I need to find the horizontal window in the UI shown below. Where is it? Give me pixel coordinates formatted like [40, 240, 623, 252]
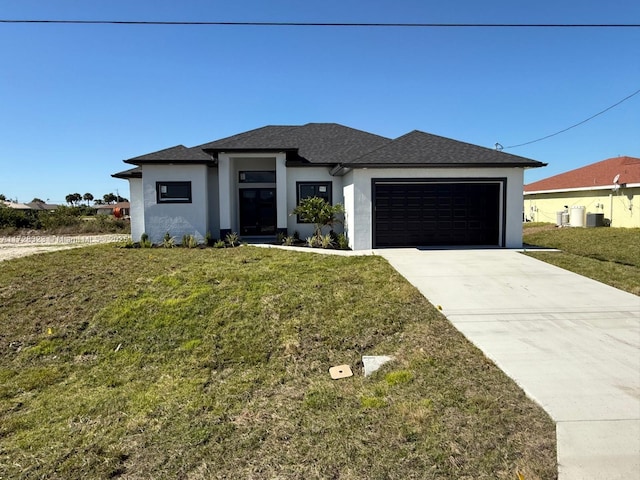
[157, 181, 192, 203]
[296, 181, 332, 223]
[239, 171, 276, 183]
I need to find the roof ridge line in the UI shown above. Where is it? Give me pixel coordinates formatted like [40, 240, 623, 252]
[195, 124, 301, 149]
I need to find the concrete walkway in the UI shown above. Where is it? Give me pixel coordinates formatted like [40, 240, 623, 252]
[377, 249, 640, 480]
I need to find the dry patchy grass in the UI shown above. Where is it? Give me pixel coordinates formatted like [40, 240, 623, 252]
[0, 246, 556, 479]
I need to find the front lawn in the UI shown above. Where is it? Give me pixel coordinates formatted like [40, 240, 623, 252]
[0, 246, 556, 479]
[523, 223, 640, 295]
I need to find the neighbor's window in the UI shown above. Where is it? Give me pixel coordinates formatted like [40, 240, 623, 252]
[157, 181, 192, 203]
[296, 182, 332, 222]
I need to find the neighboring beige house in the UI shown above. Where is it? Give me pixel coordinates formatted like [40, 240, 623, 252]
[524, 156, 640, 228]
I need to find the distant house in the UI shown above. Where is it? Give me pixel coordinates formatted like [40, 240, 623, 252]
[1, 201, 58, 211]
[524, 156, 640, 228]
[1, 200, 32, 210]
[94, 202, 130, 218]
[114, 123, 545, 249]
[25, 202, 58, 211]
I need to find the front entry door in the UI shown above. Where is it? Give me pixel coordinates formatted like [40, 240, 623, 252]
[239, 188, 277, 235]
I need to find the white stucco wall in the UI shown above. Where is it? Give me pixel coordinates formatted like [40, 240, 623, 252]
[344, 167, 526, 250]
[504, 170, 523, 246]
[128, 177, 145, 241]
[342, 183, 355, 249]
[131, 161, 527, 248]
[285, 167, 344, 239]
[141, 164, 209, 244]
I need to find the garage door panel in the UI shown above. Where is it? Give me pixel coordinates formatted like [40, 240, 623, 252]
[374, 182, 500, 247]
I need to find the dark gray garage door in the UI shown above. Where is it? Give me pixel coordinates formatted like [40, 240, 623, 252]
[374, 181, 501, 247]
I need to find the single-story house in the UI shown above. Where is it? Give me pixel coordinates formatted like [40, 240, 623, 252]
[0, 201, 59, 211]
[25, 202, 59, 211]
[524, 156, 640, 228]
[94, 202, 131, 218]
[113, 123, 545, 250]
[1, 201, 32, 210]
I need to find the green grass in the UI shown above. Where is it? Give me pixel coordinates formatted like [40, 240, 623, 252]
[523, 223, 640, 295]
[0, 246, 556, 479]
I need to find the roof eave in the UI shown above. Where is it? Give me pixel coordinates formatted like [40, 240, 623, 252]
[112, 171, 142, 179]
[344, 162, 546, 168]
[123, 159, 216, 166]
[525, 182, 640, 195]
[202, 147, 296, 154]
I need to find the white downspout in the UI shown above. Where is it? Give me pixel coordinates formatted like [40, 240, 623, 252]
[609, 192, 613, 226]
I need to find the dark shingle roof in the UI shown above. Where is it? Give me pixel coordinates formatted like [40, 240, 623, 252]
[112, 166, 142, 179]
[347, 130, 545, 167]
[525, 156, 640, 192]
[124, 145, 212, 164]
[116, 124, 546, 173]
[199, 123, 391, 164]
[26, 202, 59, 211]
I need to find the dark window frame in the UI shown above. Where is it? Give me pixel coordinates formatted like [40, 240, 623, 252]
[296, 181, 332, 223]
[156, 181, 192, 204]
[239, 170, 276, 183]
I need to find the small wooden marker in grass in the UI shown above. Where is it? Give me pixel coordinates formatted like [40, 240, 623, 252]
[329, 364, 353, 379]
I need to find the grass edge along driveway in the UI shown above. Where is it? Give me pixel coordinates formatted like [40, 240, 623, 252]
[523, 224, 640, 296]
[0, 245, 556, 479]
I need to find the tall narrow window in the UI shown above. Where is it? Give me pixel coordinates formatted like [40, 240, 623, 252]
[157, 181, 192, 203]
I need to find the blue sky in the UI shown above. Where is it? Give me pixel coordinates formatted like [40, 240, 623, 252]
[1, 0, 638, 204]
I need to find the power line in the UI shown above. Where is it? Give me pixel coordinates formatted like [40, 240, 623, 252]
[504, 87, 640, 149]
[1, 19, 640, 28]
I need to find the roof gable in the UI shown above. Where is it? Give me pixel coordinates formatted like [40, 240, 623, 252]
[347, 130, 544, 167]
[524, 156, 640, 192]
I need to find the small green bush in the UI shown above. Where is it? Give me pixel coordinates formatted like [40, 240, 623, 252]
[320, 234, 334, 249]
[140, 233, 152, 248]
[181, 234, 198, 248]
[225, 232, 239, 247]
[337, 233, 349, 250]
[187, 235, 199, 248]
[213, 240, 226, 248]
[291, 197, 344, 245]
[205, 231, 214, 247]
[162, 232, 175, 248]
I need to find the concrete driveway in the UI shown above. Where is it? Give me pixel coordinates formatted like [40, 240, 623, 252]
[377, 248, 640, 480]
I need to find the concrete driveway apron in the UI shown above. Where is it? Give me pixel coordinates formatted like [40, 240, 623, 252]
[377, 248, 640, 480]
